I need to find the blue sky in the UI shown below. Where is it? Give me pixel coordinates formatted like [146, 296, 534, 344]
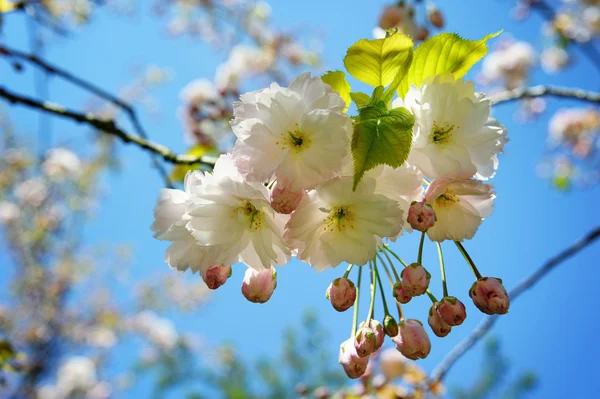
[2, 0, 600, 397]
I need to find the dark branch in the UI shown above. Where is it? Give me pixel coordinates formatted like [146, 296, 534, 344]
[0, 86, 218, 167]
[0, 45, 174, 186]
[428, 226, 600, 385]
[491, 85, 600, 105]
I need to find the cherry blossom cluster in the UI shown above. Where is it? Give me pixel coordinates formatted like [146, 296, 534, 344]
[152, 67, 511, 378]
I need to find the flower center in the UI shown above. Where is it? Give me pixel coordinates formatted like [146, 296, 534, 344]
[435, 189, 459, 208]
[430, 121, 456, 146]
[234, 200, 263, 231]
[279, 124, 311, 154]
[323, 206, 355, 232]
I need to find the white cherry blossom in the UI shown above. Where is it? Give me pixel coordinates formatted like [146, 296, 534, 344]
[424, 179, 495, 242]
[231, 72, 352, 190]
[397, 74, 508, 180]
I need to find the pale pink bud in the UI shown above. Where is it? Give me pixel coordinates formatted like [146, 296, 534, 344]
[469, 277, 510, 315]
[407, 201, 436, 232]
[393, 319, 431, 360]
[392, 281, 412, 304]
[428, 303, 452, 337]
[354, 326, 377, 358]
[241, 267, 277, 303]
[339, 338, 369, 379]
[400, 263, 431, 296]
[427, 8, 444, 28]
[326, 277, 356, 312]
[359, 319, 384, 351]
[378, 5, 404, 30]
[383, 314, 399, 337]
[437, 296, 467, 326]
[270, 181, 304, 214]
[202, 264, 231, 290]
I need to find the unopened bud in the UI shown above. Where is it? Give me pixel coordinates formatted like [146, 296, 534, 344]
[241, 267, 277, 303]
[384, 314, 399, 337]
[339, 338, 369, 379]
[469, 277, 510, 315]
[326, 277, 357, 312]
[428, 303, 452, 337]
[427, 7, 444, 28]
[393, 319, 431, 360]
[437, 296, 467, 326]
[354, 326, 377, 358]
[202, 264, 231, 290]
[400, 263, 431, 296]
[407, 201, 436, 232]
[359, 319, 384, 352]
[270, 181, 304, 214]
[393, 281, 412, 304]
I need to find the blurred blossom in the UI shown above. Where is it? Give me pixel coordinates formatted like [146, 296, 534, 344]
[2, 147, 32, 169]
[180, 79, 221, 106]
[480, 39, 536, 89]
[134, 311, 179, 350]
[43, 148, 82, 181]
[14, 178, 49, 207]
[87, 326, 118, 348]
[549, 108, 600, 147]
[56, 356, 98, 397]
[0, 201, 20, 224]
[541, 47, 570, 74]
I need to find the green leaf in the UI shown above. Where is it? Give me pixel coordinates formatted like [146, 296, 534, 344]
[398, 31, 501, 96]
[344, 33, 414, 88]
[321, 70, 351, 112]
[351, 105, 415, 189]
[350, 92, 370, 108]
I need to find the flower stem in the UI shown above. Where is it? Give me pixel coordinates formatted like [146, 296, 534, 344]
[374, 264, 390, 316]
[426, 290, 438, 303]
[437, 242, 449, 298]
[418, 232, 426, 264]
[382, 245, 406, 278]
[366, 261, 377, 324]
[376, 252, 395, 283]
[351, 265, 362, 337]
[423, 178, 431, 186]
[454, 241, 482, 279]
[377, 252, 404, 321]
[343, 263, 354, 279]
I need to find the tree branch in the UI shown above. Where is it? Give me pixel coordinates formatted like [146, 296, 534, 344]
[491, 85, 600, 105]
[0, 86, 218, 166]
[0, 44, 175, 187]
[428, 226, 600, 386]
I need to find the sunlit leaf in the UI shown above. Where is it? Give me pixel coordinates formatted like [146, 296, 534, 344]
[321, 70, 351, 112]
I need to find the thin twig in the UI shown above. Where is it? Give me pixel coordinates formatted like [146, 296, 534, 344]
[0, 86, 218, 166]
[0, 45, 174, 187]
[491, 85, 600, 105]
[428, 226, 600, 386]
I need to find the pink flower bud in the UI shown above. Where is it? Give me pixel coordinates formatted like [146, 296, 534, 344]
[400, 263, 431, 296]
[469, 277, 510, 315]
[202, 264, 231, 290]
[241, 267, 277, 303]
[427, 8, 445, 29]
[359, 319, 384, 351]
[354, 326, 377, 358]
[392, 281, 412, 304]
[270, 181, 304, 214]
[407, 201, 436, 232]
[393, 319, 431, 360]
[326, 277, 356, 312]
[339, 338, 369, 379]
[383, 314, 399, 337]
[428, 303, 452, 337]
[437, 296, 467, 326]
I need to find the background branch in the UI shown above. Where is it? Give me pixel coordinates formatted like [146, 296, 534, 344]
[428, 226, 600, 386]
[491, 85, 600, 105]
[0, 45, 174, 187]
[0, 86, 218, 167]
